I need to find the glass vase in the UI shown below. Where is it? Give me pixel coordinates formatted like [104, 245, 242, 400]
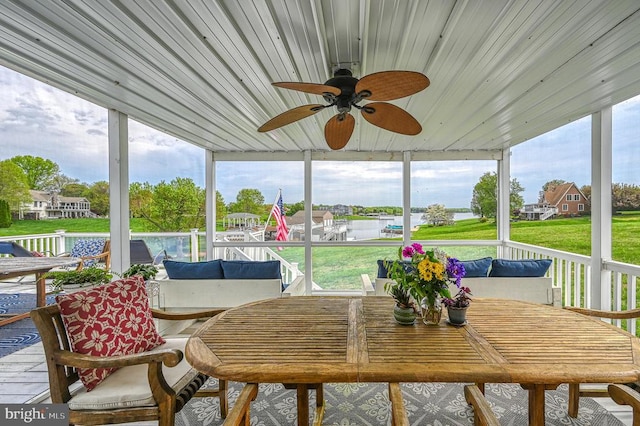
[421, 297, 442, 325]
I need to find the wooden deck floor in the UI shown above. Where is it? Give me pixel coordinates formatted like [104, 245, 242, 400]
[0, 278, 634, 425]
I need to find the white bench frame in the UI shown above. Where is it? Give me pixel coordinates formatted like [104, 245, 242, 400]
[362, 275, 561, 307]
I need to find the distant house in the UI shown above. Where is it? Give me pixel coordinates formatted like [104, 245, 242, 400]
[521, 182, 590, 220]
[20, 190, 94, 220]
[287, 210, 347, 241]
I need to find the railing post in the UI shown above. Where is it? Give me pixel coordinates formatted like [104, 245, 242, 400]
[55, 229, 66, 255]
[190, 229, 199, 262]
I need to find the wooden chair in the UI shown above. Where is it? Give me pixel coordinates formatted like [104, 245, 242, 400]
[564, 306, 640, 417]
[608, 384, 640, 426]
[31, 304, 230, 426]
[55, 239, 111, 271]
[464, 384, 500, 426]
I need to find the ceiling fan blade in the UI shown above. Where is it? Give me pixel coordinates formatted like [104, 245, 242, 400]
[272, 82, 341, 96]
[325, 113, 355, 150]
[361, 102, 422, 135]
[355, 71, 430, 101]
[258, 104, 325, 132]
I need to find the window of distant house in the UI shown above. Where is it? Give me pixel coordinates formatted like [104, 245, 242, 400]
[562, 204, 568, 211]
[566, 194, 572, 201]
[573, 194, 580, 201]
[578, 204, 584, 211]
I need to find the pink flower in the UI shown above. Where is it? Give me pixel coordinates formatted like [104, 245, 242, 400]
[411, 243, 424, 254]
[402, 246, 415, 258]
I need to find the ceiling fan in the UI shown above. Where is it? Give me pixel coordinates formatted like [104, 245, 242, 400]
[258, 69, 430, 150]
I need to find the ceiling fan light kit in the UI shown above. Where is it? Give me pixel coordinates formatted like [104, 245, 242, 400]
[258, 69, 429, 150]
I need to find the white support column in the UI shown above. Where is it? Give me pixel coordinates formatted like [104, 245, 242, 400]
[497, 149, 510, 258]
[205, 150, 215, 260]
[108, 110, 130, 275]
[304, 150, 312, 295]
[403, 151, 411, 246]
[591, 108, 613, 309]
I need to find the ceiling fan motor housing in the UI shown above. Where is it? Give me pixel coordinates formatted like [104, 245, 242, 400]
[325, 69, 359, 113]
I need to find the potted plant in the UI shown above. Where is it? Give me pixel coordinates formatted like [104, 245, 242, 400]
[121, 264, 159, 281]
[386, 243, 466, 325]
[45, 266, 113, 293]
[442, 286, 472, 326]
[385, 281, 417, 325]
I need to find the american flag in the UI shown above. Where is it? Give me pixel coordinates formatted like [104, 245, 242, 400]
[271, 193, 289, 242]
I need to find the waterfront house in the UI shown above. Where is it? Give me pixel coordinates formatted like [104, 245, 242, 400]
[20, 190, 93, 220]
[521, 182, 591, 220]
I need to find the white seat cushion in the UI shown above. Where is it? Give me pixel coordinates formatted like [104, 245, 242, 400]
[68, 337, 199, 410]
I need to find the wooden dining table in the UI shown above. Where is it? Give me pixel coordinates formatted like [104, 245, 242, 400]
[186, 296, 640, 426]
[0, 257, 78, 326]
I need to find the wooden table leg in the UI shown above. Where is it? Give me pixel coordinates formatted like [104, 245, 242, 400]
[521, 383, 559, 426]
[296, 384, 309, 426]
[36, 272, 46, 308]
[286, 384, 325, 426]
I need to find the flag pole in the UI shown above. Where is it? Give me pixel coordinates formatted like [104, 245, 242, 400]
[264, 189, 281, 232]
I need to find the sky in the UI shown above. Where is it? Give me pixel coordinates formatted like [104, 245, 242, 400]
[0, 65, 638, 209]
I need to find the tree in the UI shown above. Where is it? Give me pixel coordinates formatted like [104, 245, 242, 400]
[423, 204, 453, 226]
[470, 172, 524, 219]
[0, 199, 11, 228]
[216, 191, 226, 219]
[0, 160, 31, 212]
[286, 200, 305, 217]
[86, 181, 110, 216]
[542, 179, 567, 192]
[10, 155, 60, 190]
[149, 178, 205, 231]
[47, 174, 79, 192]
[61, 182, 89, 197]
[129, 182, 154, 218]
[228, 188, 265, 215]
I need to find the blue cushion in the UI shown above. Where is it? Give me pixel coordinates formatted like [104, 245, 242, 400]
[377, 259, 417, 279]
[221, 260, 282, 280]
[488, 259, 552, 277]
[70, 239, 106, 266]
[461, 257, 492, 277]
[163, 259, 224, 279]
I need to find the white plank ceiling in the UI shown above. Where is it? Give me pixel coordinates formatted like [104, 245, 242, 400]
[0, 0, 639, 154]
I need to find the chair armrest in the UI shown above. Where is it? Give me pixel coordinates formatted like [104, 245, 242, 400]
[283, 275, 305, 296]
[54, 347, 183, 369]
[151, 308, 225, 320]
[361, 274, 375, 296]
[464, 384, 500, 426]
[608, 384, 640, 412]
[565, 306, 640, 320]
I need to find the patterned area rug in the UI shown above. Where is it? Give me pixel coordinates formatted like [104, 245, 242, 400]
[0, 293, 55, 357]
[177, 380, 624, 425]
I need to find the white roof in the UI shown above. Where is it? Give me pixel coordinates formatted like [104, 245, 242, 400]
[0, 1, 638, 154]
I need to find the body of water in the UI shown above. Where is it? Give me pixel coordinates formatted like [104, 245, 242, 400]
[346, 212, 476, 240]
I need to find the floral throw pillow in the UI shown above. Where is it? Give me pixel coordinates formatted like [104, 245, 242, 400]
[55, 276, 165, 391]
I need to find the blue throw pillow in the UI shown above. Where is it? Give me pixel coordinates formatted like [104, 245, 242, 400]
[221, 260, 282, 280]
[488, 259, 552, 277]
[163, 259, 224, 279]
[461, 257, 492, 277]
[377, 260, 413, 278]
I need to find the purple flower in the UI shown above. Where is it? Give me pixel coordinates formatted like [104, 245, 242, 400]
[446, 257, 466, 287]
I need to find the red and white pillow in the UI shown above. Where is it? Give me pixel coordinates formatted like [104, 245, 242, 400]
[55, 275, 165, 391]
